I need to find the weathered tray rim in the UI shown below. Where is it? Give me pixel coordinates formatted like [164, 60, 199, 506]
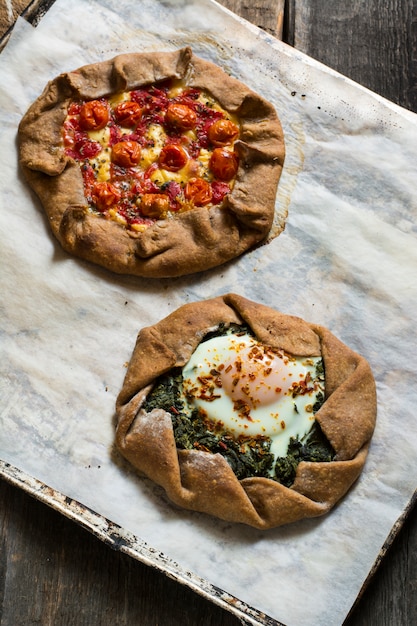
[0, 458, 284, 626]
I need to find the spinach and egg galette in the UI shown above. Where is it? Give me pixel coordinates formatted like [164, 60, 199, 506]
[116, 294, 376, 529]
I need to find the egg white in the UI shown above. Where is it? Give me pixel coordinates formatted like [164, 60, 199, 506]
[181, 332, 324, 461]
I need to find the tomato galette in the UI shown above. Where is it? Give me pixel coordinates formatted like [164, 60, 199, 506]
[18, 48, 286, 278]
[116, 294, 377, 529]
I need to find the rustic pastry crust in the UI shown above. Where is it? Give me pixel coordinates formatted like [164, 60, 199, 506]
[115, 294, 377, 529]
[18, 48, 286, 278]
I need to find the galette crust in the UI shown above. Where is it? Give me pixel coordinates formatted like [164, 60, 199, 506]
[18, 48, 286, 278]
[115, 294, 377, 529]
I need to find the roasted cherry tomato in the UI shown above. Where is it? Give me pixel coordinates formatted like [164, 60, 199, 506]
[92, 182, 121, 211]
[184, 178, 213, 206]
[158, 144, 188, 171]
[210, 148, 239, 181]
[165, 103, 197, 131]
[207, 119, 239, 146]
[79, 100, 109, 131]
[111, 141, 142, 168]
[113, 101, 143, 127]
[139, 193, 170, 218]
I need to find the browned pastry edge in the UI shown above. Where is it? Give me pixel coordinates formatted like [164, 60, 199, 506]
[18, 48, 286, 278]
[115, 294, 377, 529]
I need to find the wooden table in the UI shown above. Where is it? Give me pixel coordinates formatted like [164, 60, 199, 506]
[1, 1, 416, 624]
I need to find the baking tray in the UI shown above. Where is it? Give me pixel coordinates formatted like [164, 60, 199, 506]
[2, 1, 417, 625]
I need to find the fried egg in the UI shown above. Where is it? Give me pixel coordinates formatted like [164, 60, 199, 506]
[182, 331, 324, 462]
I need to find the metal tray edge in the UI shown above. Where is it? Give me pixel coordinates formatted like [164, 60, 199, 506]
[0, 459, 284, 626]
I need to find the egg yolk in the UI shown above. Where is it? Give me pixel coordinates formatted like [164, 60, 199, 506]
[220, 342, 295, 409]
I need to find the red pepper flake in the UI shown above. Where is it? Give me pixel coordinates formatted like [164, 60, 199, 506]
[194, 442, 210, 452]
[241, 384, 251, 397]
[291, 375, 314, 397]
[233, 399, 253, 421]
[199, 393, 222, 402]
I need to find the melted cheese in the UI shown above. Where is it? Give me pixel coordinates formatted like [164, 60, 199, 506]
[140, 123, 167, 170]
[86, 127, 111, 182]
[197, 149, 212, 180]
[108, 91, 130, 108]
[87, 126, 110, 146]
[149, 168, 185, 185]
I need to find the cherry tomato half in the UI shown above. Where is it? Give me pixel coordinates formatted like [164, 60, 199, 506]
[209, 148, 239, 181]
[92, 182, 121, 211]
[79, 100, 109, 131]
[111, 141, 142, 168]
[158, 144, 188, 171]
[74, 138, 102, 159]
[207, 119, 239, 147]
[165, 103, 197, 131]
[113, 101, 143, 127]
[184, 178, 213, 206]
[139, 193, 170, 218]
[211, 181, 231, 204]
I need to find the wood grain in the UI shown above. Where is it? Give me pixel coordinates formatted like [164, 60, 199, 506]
[284, 0, 417, 112]
[0, 479, 242, 626]
[218, 0, 285, 37]
[1, 1, 417, 626]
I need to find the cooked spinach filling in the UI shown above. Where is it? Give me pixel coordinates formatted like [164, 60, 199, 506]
[141, 325, 334, 486]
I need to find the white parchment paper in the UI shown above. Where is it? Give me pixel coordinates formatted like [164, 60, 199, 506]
[1, 1, 417, 625]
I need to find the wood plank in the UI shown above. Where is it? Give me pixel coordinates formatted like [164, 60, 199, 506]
[218, 0, 285, 37]
[0, 478, 242, 625]
[346, 504, 417, 625]
[284, 0, 417, 112]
